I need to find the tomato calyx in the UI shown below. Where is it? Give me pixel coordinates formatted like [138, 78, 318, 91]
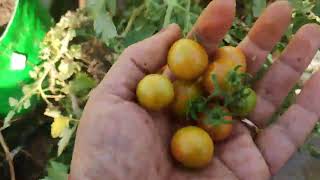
[202, 106, 232, 126]
[187, 98, 232, 127]
[187, 65, 255, 122]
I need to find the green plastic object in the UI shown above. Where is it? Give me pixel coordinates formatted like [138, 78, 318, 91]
[0, 0, 52, 117]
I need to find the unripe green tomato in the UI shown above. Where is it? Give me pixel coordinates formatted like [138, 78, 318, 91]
[136, 74, 174, 110]
[230, 88, 257, 116]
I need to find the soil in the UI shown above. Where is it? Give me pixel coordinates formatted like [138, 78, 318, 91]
[0, 0, 15, 34]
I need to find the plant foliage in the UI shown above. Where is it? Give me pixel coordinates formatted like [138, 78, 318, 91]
[0, 0, 319, 179]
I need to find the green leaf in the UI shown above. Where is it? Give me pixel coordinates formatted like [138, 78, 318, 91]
[204, 106, 232, 126]
[288, 0, 302, 9]
[94, 13, 118, 43]
[2, 110, 15, 129]
[69, 73, 97, 97]
[292, 13, 314, 33]
[308, 145, 320, 159]
[123, 24, 157, 47]
[86, 0, 106, 17]
[41, 161, 69, 180]
[313, 0, 320, 16]
[8, 97, 18, 107]
[209, 74, 223, 98]
[58, 126, 77, 156]
[23, 99, 31, 109]
[252, 0, 266, 17]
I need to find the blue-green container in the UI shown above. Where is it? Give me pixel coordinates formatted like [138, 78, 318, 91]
[0, 0, 52, 117]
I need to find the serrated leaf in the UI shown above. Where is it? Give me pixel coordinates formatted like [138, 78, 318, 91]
[23, 99, 31, 109]
[58, 60, 80, 81]
[308, 145, 320, 159]
[8, 97, 18, 107]
[2, 111, 15, 129]
[29, 70, 38, 79]
[123, 24, 157, 47]
[69, 73, 97, 97]
[44, 107, 61, 118]
[40, 161, 69, 180]
[58, 126, 77, 156]
[252, 0, 266, 17]
[313, 0, 320, 16]
[94, 13, 118, 43]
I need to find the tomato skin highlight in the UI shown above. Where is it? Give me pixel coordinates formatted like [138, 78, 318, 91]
[171, 80, 203, 117]
[215, 46, 247, 72]
[198, 107, 233, 142]
[136, 74, 174, 110]
[168, 39, 208, 80]
[171, 126, 214, 168]
[202, 46, 247, 94]
[230, 88, 257, 117]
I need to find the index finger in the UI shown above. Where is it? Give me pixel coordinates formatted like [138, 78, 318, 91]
[188, 0, 236, 57]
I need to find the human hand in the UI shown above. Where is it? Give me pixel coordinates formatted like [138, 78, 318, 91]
[70, 0, 320, 179]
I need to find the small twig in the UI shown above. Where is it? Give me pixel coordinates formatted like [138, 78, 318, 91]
[70, 93, 82, 119]
[39, 88, 51, 105]
[120, 4, 145, 37]
[0, 131, 15, 180]
[163, 1, 174, 28]
[45, 94, 66, 99]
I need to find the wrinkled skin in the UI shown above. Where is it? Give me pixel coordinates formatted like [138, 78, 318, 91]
[70, 1, 320, 180]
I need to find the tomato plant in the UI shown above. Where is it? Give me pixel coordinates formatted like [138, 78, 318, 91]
[202, 46, 246, 94]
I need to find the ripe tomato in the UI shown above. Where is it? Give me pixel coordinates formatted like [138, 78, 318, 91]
[168, 39, 208, 80]
[202, 60, 235, 94]
[198, 106, 233, 142]
[171, 126, 214, 168]
[136, 74, 174, 110]
[171, 80, 203, 117]
[215, 46, 247, 72]
[202, 46, 246, 94]
[230, 88, 257, 116]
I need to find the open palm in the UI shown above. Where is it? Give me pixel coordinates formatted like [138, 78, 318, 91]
[70, 1, 320, 179]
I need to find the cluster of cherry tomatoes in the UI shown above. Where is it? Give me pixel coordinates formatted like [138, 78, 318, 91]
[136, 38, 257, 169]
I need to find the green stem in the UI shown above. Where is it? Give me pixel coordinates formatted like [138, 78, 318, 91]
[175, 3, 198, 18]
[163, 0, 174, 28]
[121, 4, 146, 37]
[184, 0, 191, 33]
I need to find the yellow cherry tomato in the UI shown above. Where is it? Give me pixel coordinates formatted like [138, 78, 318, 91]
[202, 60, 234, 93]
[171, 126, 214, 168]
[215, 46, 246, 72]
[136, 74, 174, 110]
[202, 46, 247, 94]
[171, 80, 203, 117]
[168, 39, 208, 80]
[198, 106, 233, 142]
